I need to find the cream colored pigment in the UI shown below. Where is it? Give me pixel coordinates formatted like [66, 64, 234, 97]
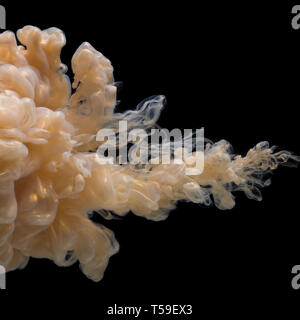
[0, 26, 298, 281]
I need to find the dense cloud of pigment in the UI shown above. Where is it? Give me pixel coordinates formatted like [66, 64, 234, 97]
[0, 26, 298, 281]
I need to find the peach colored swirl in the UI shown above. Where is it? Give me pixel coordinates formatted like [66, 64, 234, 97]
[0, 26, 298, 281]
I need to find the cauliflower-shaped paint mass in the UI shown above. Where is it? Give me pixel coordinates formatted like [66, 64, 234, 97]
[0, 26, 297, 281]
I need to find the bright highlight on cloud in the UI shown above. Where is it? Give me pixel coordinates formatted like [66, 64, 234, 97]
[0, 26, 298, 281]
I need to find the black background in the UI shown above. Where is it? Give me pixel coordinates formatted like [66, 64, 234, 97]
[0, 0, 299, 316]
